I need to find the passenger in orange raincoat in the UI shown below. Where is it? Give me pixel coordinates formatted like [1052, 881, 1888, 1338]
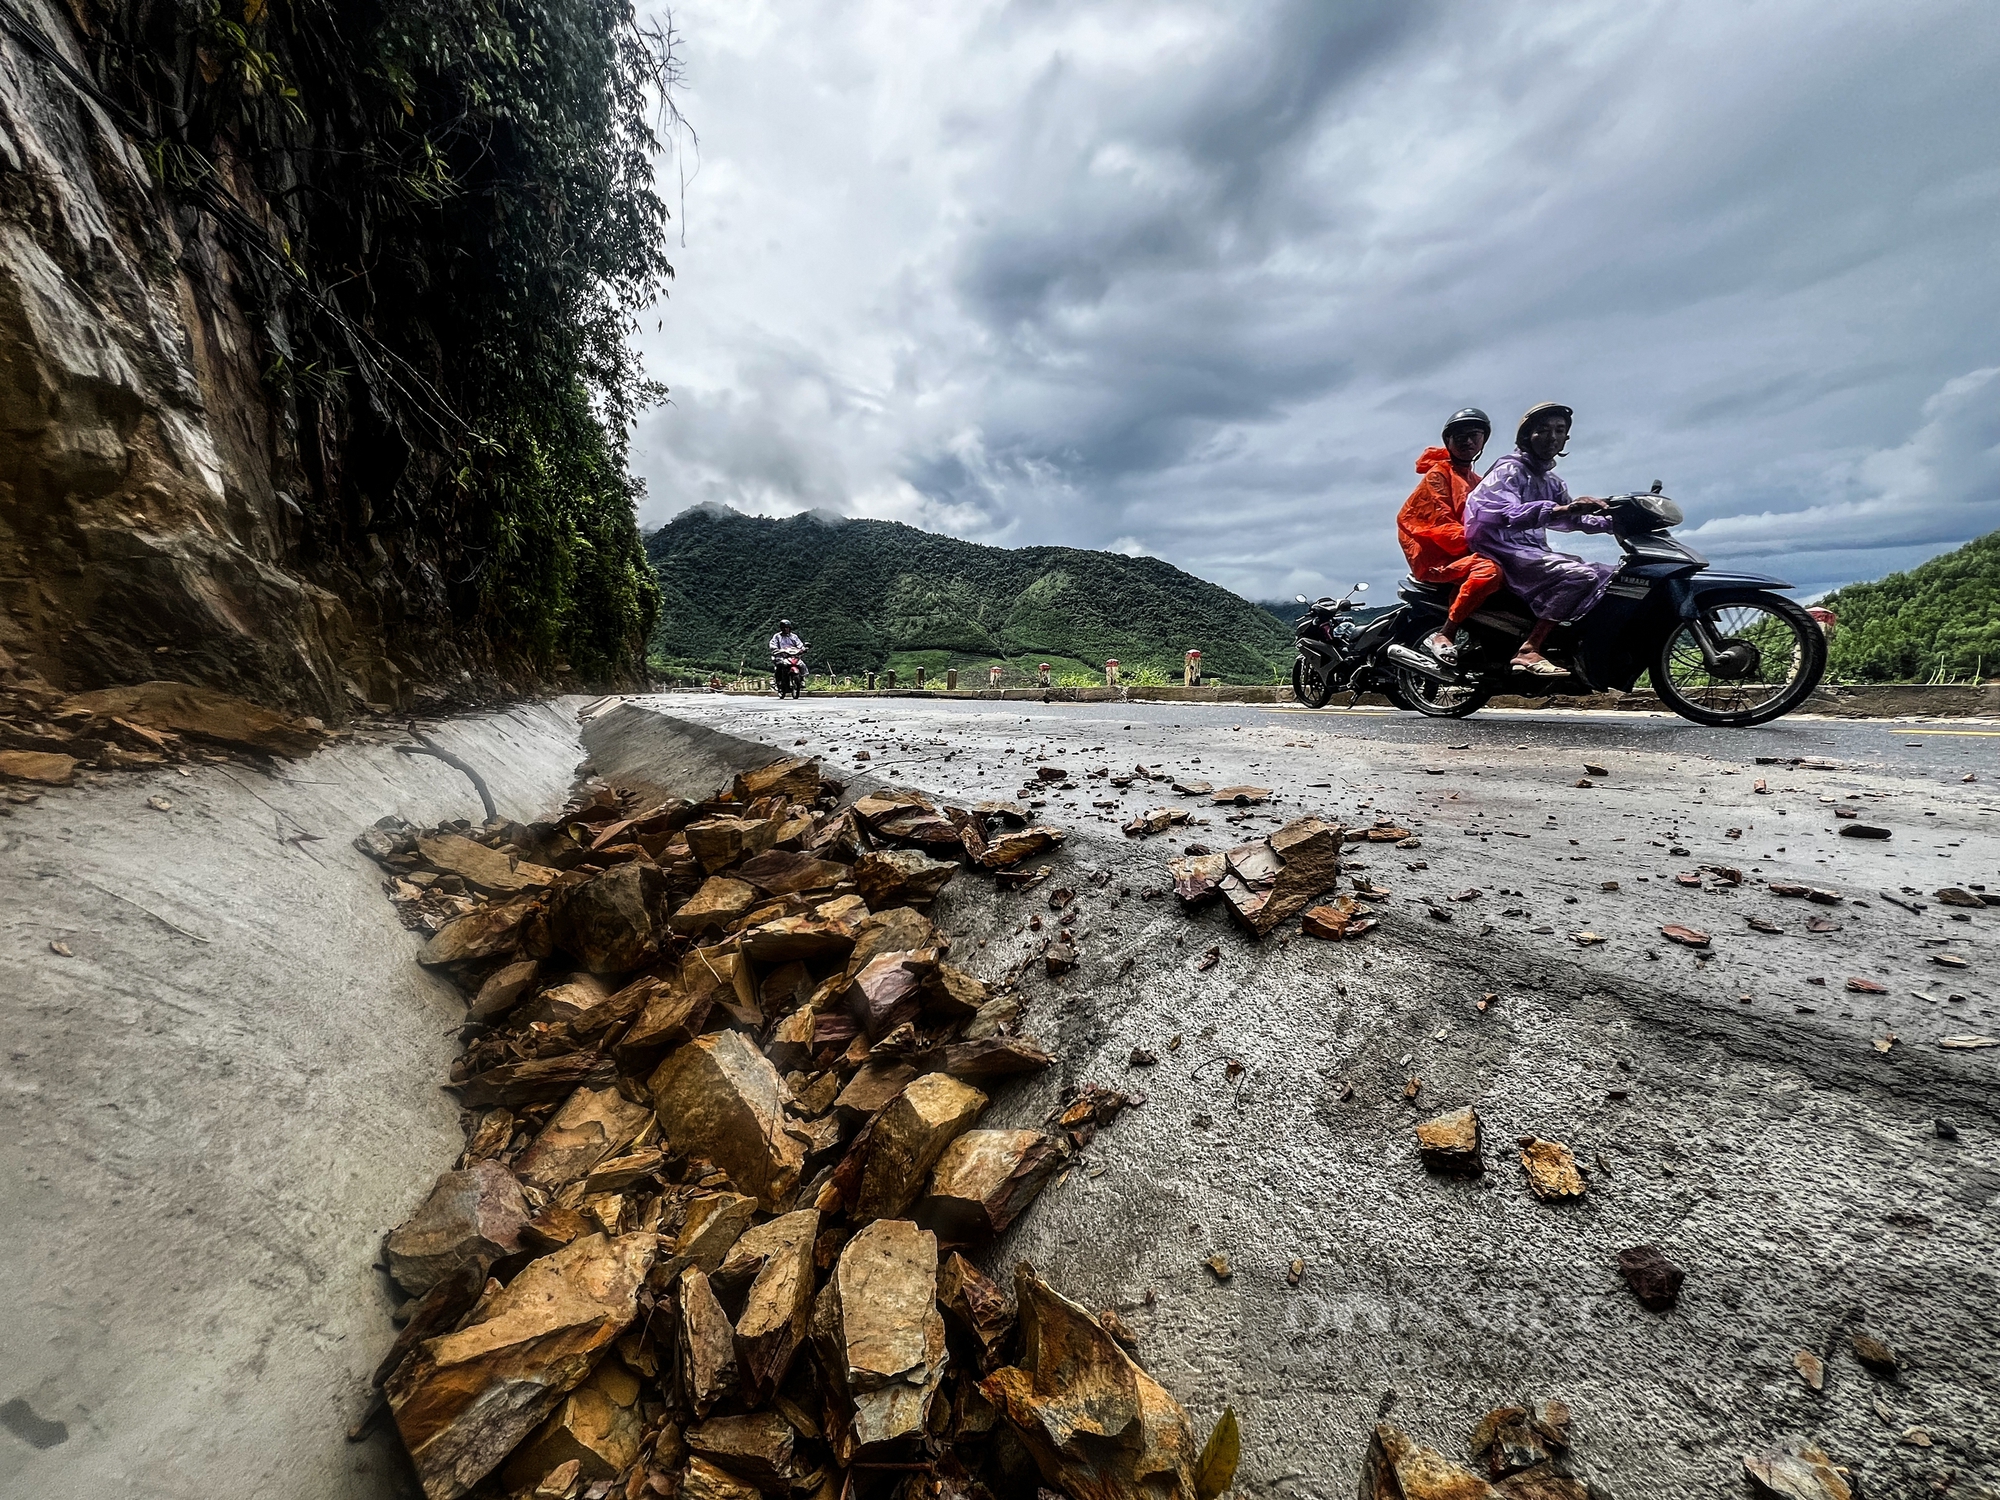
[1397, 407, 1501, 663]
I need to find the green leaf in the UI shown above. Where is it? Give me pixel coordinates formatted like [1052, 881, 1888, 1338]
[1195, 1405, 1241, 1500]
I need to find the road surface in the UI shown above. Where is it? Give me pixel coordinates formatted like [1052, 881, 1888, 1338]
[615, 693, 1998, 1500]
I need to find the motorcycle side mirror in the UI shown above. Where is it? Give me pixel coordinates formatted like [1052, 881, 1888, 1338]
[1353, 582, 1369, 592]
[1295, 594, 1308, 603]
[1650, 480, 1663, 495]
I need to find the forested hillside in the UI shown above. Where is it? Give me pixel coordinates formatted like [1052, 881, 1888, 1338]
[1819, 530, 2000, 682]
[647, 507, 1294, 683]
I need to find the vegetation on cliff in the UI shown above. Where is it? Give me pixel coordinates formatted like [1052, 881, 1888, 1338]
[1818, 530, 2000, 683]
[76, 0, 671, 684]
[645, 507, 1296, 684]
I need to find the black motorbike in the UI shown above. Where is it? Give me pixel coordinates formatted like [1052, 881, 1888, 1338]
[1291, 488, 1827, 727]
[771, 645, 810, 699]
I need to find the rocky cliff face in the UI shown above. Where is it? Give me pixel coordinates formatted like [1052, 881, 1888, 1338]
[0, 0, 413, 715]
[0, 0, 666, 716]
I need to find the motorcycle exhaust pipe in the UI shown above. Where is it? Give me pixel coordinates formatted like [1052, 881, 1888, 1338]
[1384, 643, 1455, 681]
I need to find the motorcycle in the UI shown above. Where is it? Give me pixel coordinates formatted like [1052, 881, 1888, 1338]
[1291, 487, 1827, 727]
[770, 645, 810, 699]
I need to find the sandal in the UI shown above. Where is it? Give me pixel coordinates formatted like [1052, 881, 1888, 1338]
[1510, 654, 1566, 677]
[1426, 633, 1459, 664]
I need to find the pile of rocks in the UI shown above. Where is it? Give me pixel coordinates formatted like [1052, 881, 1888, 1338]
[0, 649, 328, 791]
[1163, 816, 1346, 937]
[356, 755, 1236, 1500]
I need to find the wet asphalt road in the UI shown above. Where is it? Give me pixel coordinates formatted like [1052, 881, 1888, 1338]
[642, 693, 1998, 1095]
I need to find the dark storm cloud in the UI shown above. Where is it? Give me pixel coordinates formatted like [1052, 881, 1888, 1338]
[632, 0, 2000, 600]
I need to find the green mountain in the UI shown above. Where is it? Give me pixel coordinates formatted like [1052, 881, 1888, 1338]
[646, 506, 1294, 684]
[1819, 529, 2000, 683]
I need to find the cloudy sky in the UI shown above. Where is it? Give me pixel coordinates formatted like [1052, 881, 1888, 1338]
[627, 0, 2000, 603]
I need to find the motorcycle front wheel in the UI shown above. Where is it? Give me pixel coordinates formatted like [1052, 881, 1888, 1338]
[1650, 590, 1826, 727]
[1291, 656, 1336, 709]
[1394, 666, 1494, 718]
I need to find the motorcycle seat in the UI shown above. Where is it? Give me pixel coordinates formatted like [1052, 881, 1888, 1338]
[1399, 575, 1538, 634]
[1396, 575, 1459, 606]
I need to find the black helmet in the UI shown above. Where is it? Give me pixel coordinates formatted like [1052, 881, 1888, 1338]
[778, 619, 793, 630]
[1516, 402, 1574, 448]
[1442, 407, 1491, 440]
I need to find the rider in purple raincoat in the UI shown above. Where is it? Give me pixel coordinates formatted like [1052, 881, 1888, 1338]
[1463, 403, 1613, 674]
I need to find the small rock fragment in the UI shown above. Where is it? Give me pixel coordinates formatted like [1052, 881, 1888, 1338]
[811, 1219, 947, 1452]
[0, 750, 78, 785]
[1742, 1442, 1855, 1500]
[1414, 1107, 1483, 1175]
[1850, 1330, 1899, 1373]
[938, 1251, 1015, 1370]
[1469, 1404, 1558, 1478]
[674, 1192, 758, 1272]
[855, 1073, 989, 1219]
[855, 848, 958, 908]
[514, 1083, 654, 1195]
[686, 1413, 802, 1492]
[1792, 1350, 1825, 1392]
[548, 861, 667, 973]
[650, 1030, 806, 1211]
[671, 876, 760, 934]
[679, 1265, 739, 1417]
[469, 958, 540, 1020]
[1615, 1245, 1684, 1311]
[1217, 816, 1344, 937]
[500, 1360, 645, 1488]
[980, 1265, 1199, 1500]
[920, 1128, 1069, 1242]
[1518, 1139, 1586, 1201]
[386, 1232, 655, 1499]
[384, 1160, 530, 1297]
[1359, 1423, 1502, 1500]
[719, 1209, 819, 1401]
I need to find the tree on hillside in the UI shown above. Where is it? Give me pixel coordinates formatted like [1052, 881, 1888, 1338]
[1820, 531, 2000, 682]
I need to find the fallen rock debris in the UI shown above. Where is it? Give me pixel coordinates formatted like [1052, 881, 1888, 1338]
[1518, 1138, 1587, 1202]
[357, 754, 1235, 1500]
[1414, 1106, 1484, 1175]
[1362, 1400, 1592, 1498]
[1614, 1245, 1684, 1312]
[0, 653, 330, 788]
[1742, 1442, 1856, 1500]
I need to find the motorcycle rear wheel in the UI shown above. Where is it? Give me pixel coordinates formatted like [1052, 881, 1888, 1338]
[1650, 590, 1826, 727]
[1394, 666, 1494, 718]
[1291, 656, 1336, 709]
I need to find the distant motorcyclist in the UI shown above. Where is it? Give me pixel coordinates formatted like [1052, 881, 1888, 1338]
[1464, 404, 1613, 675]
[768, 620, 808, 698]
[1396, 408, 1499, 664]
